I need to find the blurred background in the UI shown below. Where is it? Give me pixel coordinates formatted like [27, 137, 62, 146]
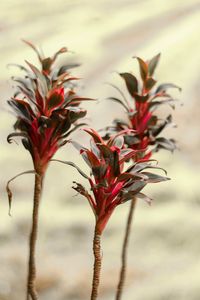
[0, 0, 200, 299]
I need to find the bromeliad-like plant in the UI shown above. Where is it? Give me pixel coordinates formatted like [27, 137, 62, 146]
[105, 54, 180, 300]
[65, 128, 169, 300]
[6, 41, 91, 300]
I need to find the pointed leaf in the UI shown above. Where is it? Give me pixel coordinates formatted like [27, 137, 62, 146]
[51, 159, 89, 179]
[145, 77, 157, 91]
[22, 39, 43, 62]
[132, 162, 167, 175]
[7, 132, 29, 144]
[107, 97, 129, 112]
[155, 137, 176, 152]
[127, 180, 147, 193]
[105, 82, 129, 106]
[117, 173, 135, 182]
[135, 192, 152, 204]
[83, 128, 104, 144]
[156, 83, 181, 93]
[47, 88, 64, 110]
[52, 47, 68, 61]
[61, 123, 87, 139]
[119, 149, 137, 164]
[148, 53, 161, 76]
[113, 150, 120, 176]
[6, 170, 36, 216]
[71, 140, 87, 152]
[134, 57, 148, 81]
[57, 64, 81, 76]
[25, 60, 48, 96]
[120, 72, 138, 95]
[141, 172, 170, 183]
[133, 94, 149, 103]
[112, 135, 124, 149]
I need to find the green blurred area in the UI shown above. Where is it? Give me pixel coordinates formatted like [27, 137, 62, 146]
[0, 0, 200, 299]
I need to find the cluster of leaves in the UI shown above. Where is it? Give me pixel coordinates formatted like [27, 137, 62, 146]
[106, 54, 180, 161]
[69, 128, 169, 234]
[8, 41, 91, 174]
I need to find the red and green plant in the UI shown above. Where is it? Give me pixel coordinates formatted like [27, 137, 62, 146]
[5, 43, 179, 300]
[65, 128, 169, 300]
[7, 41, 91, 300]
[105, 54, 180, 300]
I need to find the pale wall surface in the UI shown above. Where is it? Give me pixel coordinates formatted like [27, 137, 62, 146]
[0, 1, 200, 299]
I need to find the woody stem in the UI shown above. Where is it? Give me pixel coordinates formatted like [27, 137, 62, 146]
[90, 226, 102, 300]
[115, 197, 136, 300]
[26, 173, 43, 300]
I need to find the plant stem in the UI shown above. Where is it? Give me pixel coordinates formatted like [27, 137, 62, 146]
[26, 173, 43, 300]
[116, 197, 136, 300]
[90, 226, 102, 300]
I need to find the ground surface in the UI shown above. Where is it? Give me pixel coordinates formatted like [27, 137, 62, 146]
[0, 1, 200, 299]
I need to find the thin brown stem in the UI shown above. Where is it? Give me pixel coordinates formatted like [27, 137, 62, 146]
[90, 226, 102, 300]
[26, 173, 43, 300]
[116, 197, 136, 300]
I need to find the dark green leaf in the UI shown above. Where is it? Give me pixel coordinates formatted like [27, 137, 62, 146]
[134, 57, 148, 81]
[112, 135, 124, 148]
[58, 64, 81, 76]
[133, 94, 149, 103]
[98, 144, 113, 160]
[120, 72, 138, 95]
[156, 83, 181, 93]
[149, 98, 176, 111]
[127, 180, 147, 193]
[83, 128, 104, 144]
[51, 159, 89, 179]
[145, 77, 157, 90]
[148, 53, 161, 76]
[8, 99, 33, 122]
[71, 140, 87, 152]
[119, 149, 137, 164]
[92, 164, 107, 179]
[52, 47, 68, 61]
[47, 92, 64, 110]
[107, 97, 129, 112]
[69, 108, 87, 123]
[135, 192, 152, 204]
[22, 39, 43, 62]
[67, 97, 95, 106]
[155, 137, 176, 152]
[113, 150, 120, 176]
[105, 82, 129, 107]
[42, 57, 52, 72]
[7, 63, 31, 74]
[61, 123, 87, 139]
[117, 173, 135, 182]
[22, 138, 32, 152]
[90, 139, 101, 158]
[121, 190, 137, 202]
[6, 170, 36, 216]
[141, 171, 170, 183]
[25, 60, 48, 96]
[124, 135, 140, 146]
[7, 132, 28, 144]
[131, 162, 167, 175]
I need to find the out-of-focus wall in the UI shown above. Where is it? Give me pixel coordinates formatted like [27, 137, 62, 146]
[0, 1, 200, 299]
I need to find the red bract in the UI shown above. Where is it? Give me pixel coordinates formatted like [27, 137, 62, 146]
[70, 128, 169, 234]
[8, 41, 91, 174]
[106, 54, 181, 161]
